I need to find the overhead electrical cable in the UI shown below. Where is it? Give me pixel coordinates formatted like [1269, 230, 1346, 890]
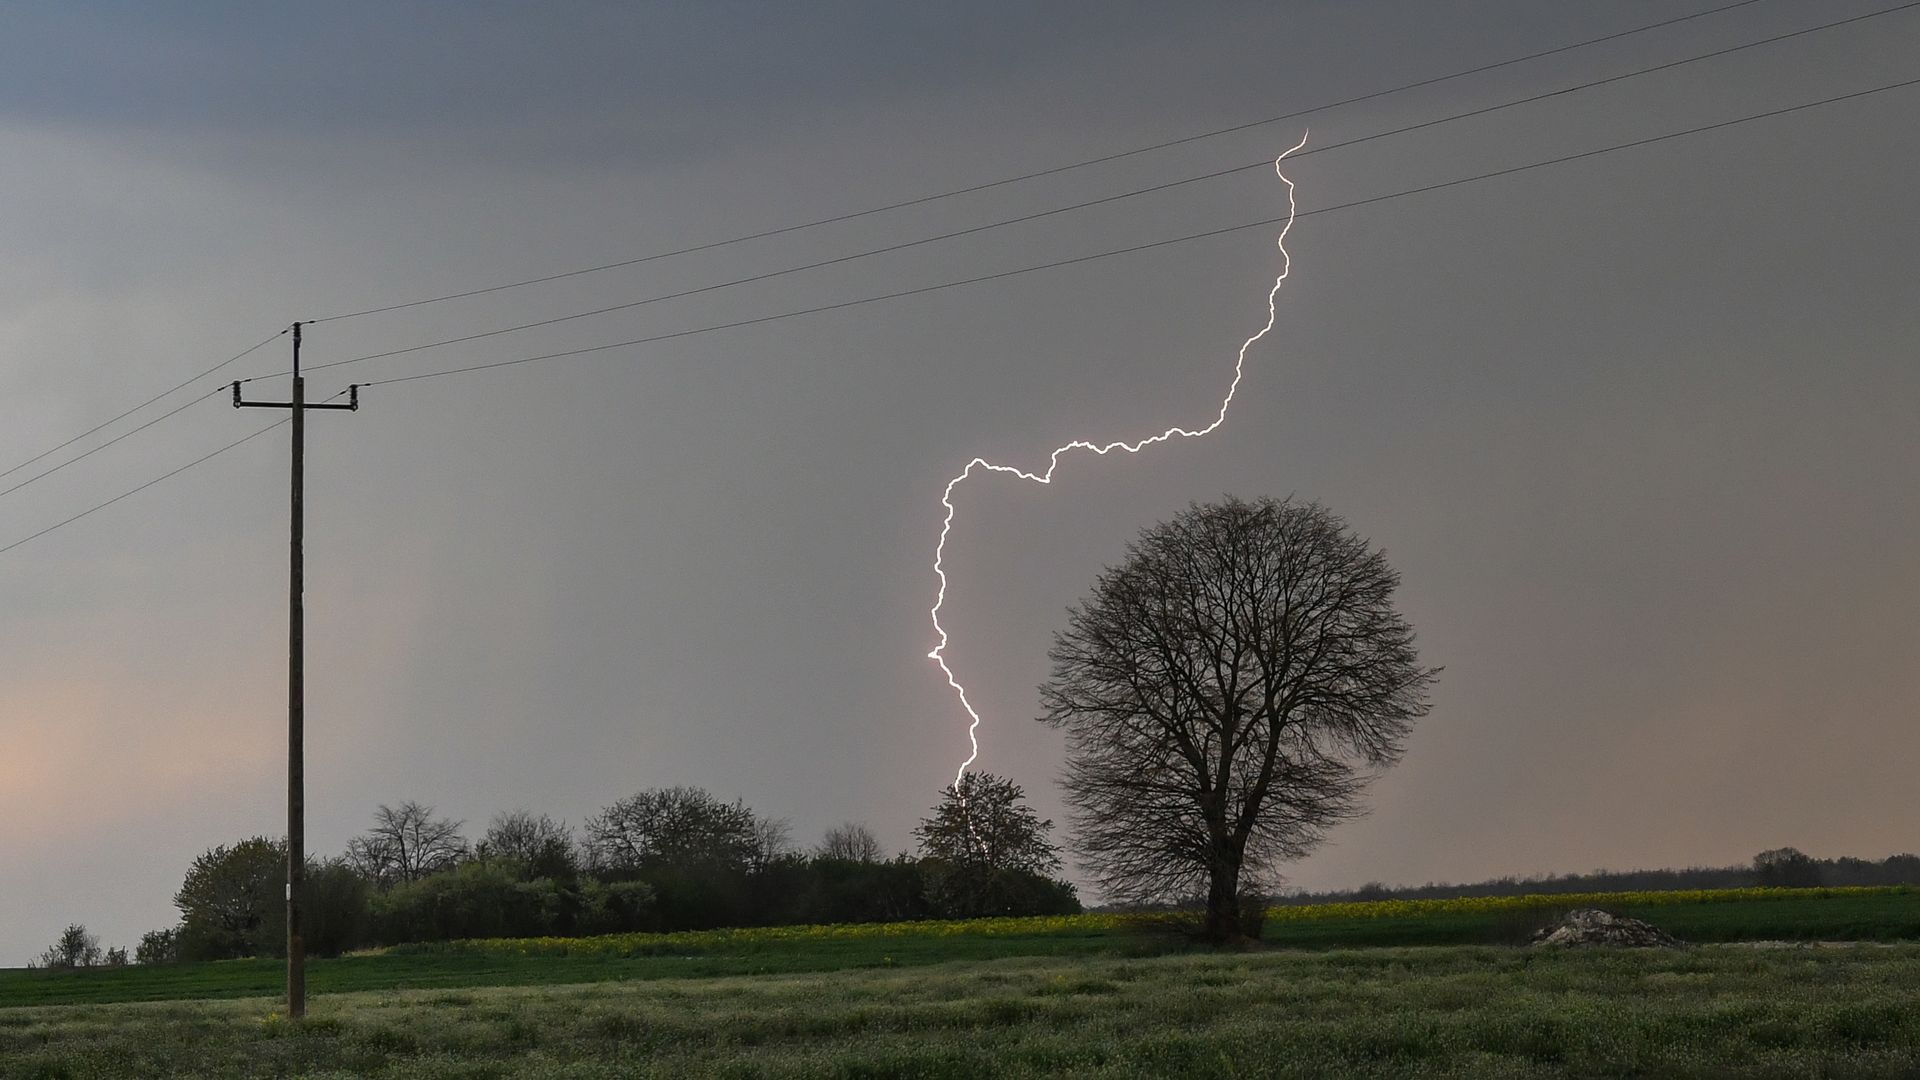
[10, 73, 1916, 559]
[0, 387, 352, 558]
[342, 74, 1920, 391]
[0, 388, 225, 502]
[0, 420, 286, 557]
[0, 0, 1781, 484]
[304, 0, 1772, 324]
[0, 328, 286, 483]
[259, 0, 1919, 383]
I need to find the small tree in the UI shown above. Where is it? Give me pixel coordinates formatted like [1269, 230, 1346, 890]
[914, 771, 1061, 874]
[104, 946, 130, 967]
[476, 810, 579, 881]
[1753, 847, 1823, 888]
[175, 837, 285, 960]
[1040, 497, 1437, 941]
[583, 786, 763, 875]
[748, 816, 795, 873]
[346, 801, 469, 887]
[915, 772, 1072, 918]
[816, 822, 884, 863]
[32, 924, 103, 969]
[135, 928, 181, 965]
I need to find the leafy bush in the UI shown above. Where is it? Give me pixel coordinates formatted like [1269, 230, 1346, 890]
[374, 859, 557, 943]
[175, 838, 285, 961]
[174, 840, 376, 959]
[135, 928, 180, 965]
[786, 856, 931, 925]
[305, 859, 374, 956]
[574, 879, 657, 935]
[366, 862, 662, 946]
[920, 861, 1081, 919]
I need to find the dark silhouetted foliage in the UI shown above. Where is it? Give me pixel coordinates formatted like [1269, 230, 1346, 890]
[911, 773, 1077, 919]
[477, 811, 580, 882]
[31, 924, 103, 970]
[1042, 497, 1436, 940]
[134, 928, 180, 965]
[1754, 847, 1824, 888]
[914, 772, 1061, 875]
[584, 786, 768, 876]
[1271, 851, 1920, 906]
[816, 822, 884, 864]
[347, 801, 469, 887]
[305, 858, 373, 957]
[175, 837, 285, 961]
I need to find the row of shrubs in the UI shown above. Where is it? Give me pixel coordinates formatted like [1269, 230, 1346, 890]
[369, 856, 1071, 947]
[141, 854, 1077, 963]
[38, 778, 1079, 967]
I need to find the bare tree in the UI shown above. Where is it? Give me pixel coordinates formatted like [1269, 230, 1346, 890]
[583, 786, 762, 874]
[748, 815, 794, 872]
[346, 801, 468, 887]
[1040, 497, 1436, 941]
[476, 810, 579, 880]
[815, 822, 884, 863]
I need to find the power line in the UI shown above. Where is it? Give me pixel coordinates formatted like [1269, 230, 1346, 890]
[0, 387, 353, 558]
[0, 0, 1793, 492]
[305, 0, 1772, 324]
[13, 73, 1917, 559]
[0, 328, 286, 483]
[0, 419, 286, 558]
[276, 1, 1917, 383]
[348, 74, 1920, 392]
[0, 388, 224, 502]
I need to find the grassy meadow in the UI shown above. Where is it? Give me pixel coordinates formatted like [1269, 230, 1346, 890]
[4, 886, 1919, 1077]
[6, 943, 1920, 1078]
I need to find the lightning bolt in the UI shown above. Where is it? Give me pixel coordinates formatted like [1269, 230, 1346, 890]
[927, 132, 1309, 790]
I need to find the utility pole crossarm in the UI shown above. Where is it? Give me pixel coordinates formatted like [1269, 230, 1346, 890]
[234, 381, 360, 411]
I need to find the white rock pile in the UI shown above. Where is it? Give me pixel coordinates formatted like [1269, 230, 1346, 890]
[1530, 908, 1687, 948]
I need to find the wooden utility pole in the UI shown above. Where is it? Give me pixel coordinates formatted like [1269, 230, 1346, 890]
[233, 322, 358, 1019]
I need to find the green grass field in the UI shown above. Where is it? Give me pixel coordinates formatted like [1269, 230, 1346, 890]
[6, 944, 1920, 1078]
[5, 887, 1919, 1077]
[8, 885, 1915, 1010]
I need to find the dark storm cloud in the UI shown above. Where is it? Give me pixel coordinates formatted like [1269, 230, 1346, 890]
[0, 2, 1170, 164]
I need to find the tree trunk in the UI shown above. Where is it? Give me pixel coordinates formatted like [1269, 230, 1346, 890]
[1203, 851, 1242, 942]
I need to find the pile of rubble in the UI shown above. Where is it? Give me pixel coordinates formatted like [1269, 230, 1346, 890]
[1530, 908, 1688, 948]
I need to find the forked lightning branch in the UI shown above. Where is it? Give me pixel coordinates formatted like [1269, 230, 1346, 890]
[926, 132, 1311, 788]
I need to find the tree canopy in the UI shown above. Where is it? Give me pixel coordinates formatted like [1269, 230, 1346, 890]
[346, 802, 469, 887]
[583, 785, 776, 875]
[914, 771, 1061, 875]
[174, 837, 286, 960]
[1040, 496, 1436, 939]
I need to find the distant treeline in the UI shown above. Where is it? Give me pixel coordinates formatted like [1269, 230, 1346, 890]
[1271, 848, 1920, 906]
[36, 776, 1076, 968]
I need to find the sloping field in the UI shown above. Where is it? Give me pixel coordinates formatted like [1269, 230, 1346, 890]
[5, 944, 1920, 1078]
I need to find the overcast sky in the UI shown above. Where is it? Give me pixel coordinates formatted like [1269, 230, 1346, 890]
[3, 1, 1917, 964]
